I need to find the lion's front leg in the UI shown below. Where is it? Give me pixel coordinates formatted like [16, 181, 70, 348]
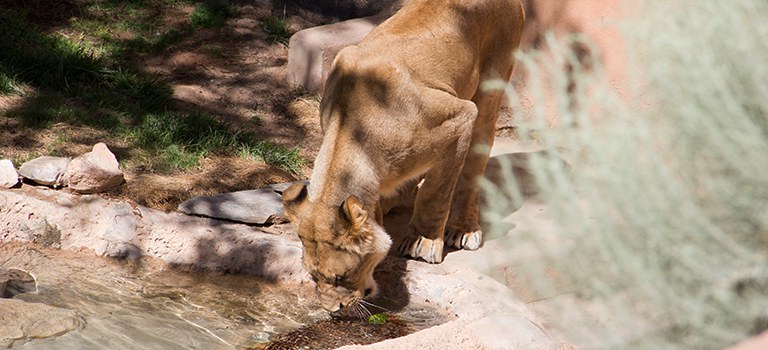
[398, 170, 458, 263]
[397, 96, 477, 263]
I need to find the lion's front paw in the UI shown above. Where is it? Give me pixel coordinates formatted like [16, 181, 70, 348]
[397, 233, 444, 264]
[445, 227, 483, 250]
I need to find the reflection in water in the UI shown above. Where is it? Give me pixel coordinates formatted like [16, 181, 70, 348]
[2, 245, 326, 349]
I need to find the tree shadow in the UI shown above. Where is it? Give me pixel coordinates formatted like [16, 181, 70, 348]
[0, 2, 319, 178]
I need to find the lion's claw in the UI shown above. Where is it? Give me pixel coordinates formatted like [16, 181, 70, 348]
[445, 228, 483, 250]
[398, 234, 444, 263]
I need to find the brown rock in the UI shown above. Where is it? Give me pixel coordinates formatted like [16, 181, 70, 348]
[65, 143, 124, 194]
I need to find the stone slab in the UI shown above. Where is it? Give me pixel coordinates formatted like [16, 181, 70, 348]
[177, 188, 285, 225]
[18, 156, 71, 187]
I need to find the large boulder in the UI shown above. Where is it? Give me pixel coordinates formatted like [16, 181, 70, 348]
[65, 143, 124, 194]
[287, 13, 389, 93]
[18, 156, 71, 188]
[0, 159, 19, 188]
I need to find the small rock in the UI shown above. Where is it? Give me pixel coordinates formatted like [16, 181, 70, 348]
[18, 156, 71, 188]
[0, 159, 19, 188]
[178, 189, 285, 225]
[65, 143, 124, 194]
[0, 268, 37, 298]
[0, 298, 85, 347]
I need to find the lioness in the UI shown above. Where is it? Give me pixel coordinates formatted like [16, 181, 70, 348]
[283, 0, 524, 312]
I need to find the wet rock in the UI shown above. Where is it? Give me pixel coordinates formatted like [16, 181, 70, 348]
[0, 298, 85, 347]
[18, 156, 71, 188]
[65, 143, 124, 194]
[178, 189, 285, 225]
[0, 159, 19, 188]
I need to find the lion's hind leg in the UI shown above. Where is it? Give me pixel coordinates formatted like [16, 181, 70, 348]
[445, 77, 511, 251]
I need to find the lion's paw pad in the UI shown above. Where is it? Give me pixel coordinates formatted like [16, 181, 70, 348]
[446, 228, 483, 250]
[398, 235, 444, 263]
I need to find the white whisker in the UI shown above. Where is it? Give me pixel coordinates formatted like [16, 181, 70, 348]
[359, 303, 373, 318]
[360, 300, 392, 312]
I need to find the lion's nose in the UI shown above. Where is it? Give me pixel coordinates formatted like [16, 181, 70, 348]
[364, 288, 373, 297]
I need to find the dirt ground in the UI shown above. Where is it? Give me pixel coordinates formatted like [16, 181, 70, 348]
[0, 1, 332, 211]
[116, 2, 334, 210]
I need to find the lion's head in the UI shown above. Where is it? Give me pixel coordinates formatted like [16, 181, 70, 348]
[282, 182, 392, 313]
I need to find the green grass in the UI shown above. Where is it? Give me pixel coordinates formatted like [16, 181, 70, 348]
[263, 15, 291, 46]
[0, 70, 24, 95]
[0, 4, 304, 175]
[126, 112, 303, 172]
[483, 1, 768, 348]
[190, 0, 233, 28]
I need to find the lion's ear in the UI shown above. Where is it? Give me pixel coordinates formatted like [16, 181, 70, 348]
[342, 195, 368, 229]
[282, 182, 308, 223]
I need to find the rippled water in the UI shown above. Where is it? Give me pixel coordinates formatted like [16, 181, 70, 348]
[2, 246, 326, 349]
[2, 245, 451, 349]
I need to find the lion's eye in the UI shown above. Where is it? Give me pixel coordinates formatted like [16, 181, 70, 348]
[333, 275, 344, 285]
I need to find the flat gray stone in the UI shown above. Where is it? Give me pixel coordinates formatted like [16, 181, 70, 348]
[178, 189, 285, 225]
[18, 156, 71, 188]
[0, 159, 18, 188]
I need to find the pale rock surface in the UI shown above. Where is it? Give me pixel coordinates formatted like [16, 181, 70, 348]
[0, 298, 85, 347]
[65, 143, 124, 194]
[0, 159, 18, 188]
[728, 331, 768, 350]
[0, 187, 309, 283]
[17, 156, 71, 187]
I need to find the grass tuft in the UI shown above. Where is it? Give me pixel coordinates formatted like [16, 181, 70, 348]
[0, 69, 24, 95]
[190, 0, 233, 28]
[263, 15, 291, 46]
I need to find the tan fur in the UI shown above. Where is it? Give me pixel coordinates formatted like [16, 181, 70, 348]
[283, 0, 524, 312]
